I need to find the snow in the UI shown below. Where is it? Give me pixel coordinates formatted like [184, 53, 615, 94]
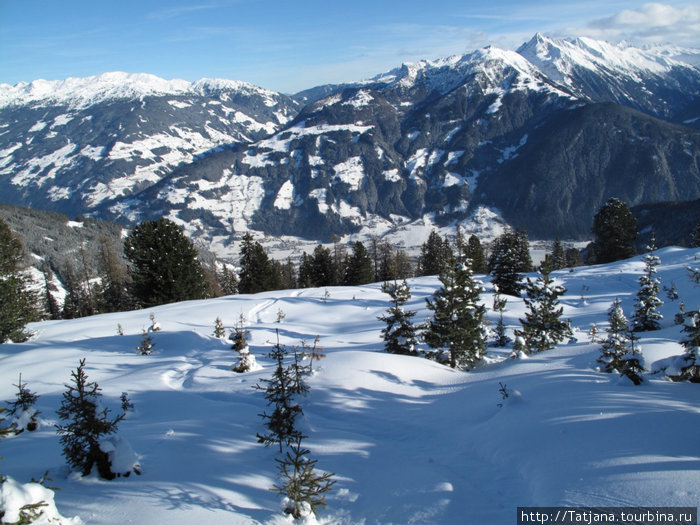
[0, 73, 285, 111]
[332, 157, 365, 191]
[273, 180, 302, 210]
[2, 248, 699, 524]
[342, 90, 374, 108]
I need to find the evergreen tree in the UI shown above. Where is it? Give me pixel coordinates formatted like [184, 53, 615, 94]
[217, 265, 239, 295]
[280, 257, 297, 290]
[591, 198, 638, 264]
[124, 218, 208, 307]
[297, 252, 314, 288]
[598, 299, 632, 373]
[565, 247, 583, 269]
[549, 238, 566, 271]
[0, 218, 39, 343]
[417, 230, 453, 277]
[272, 435, 336, 520]
[619, 333, 645, 385]
[213, 317, 226, 338]
[55, 359, 127, 479]
[42, 269, 62, 320]
[343, 242, 374, 285]
[514, 269, 572, 353]
[255, 334, 304, 452]
[691, 221, 700, 248]
[632, 240, 663, 332]
[378, 280, 418, 355]
[488, 229, 529, 296]
[678, 309, 700, 382]
[231, 314, 258, 373]
[491, 287, 510, 347]
[238, 233, 278, 294]
[310, 245, 335, 287]
[7, 374, 40, 431]
[97, 236, 133, 313]
[424, 256, 487, 369]
[464, 235, 487, 274]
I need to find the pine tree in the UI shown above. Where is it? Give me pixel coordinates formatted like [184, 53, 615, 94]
[124, 218, 208, 307]
[7, 374, 40, 432]
[417, 230, 453, 277]
[378, 280, 418, 355]
[217, 265, 239, 295]
[272, 435, 336, 520]
[238, 233, 281, 294]
[97, 236, 133, 313]
[255, 334, 304, 452]
[488, 229, 530, 296]
[0, 218, 39, 343]
[632, 240, 663, 332]
[213, 317, 226, 338]
[231, 314, 258, 373]
[549, 237, 566, 271]
[591, 198, 638, 264]
[136, 329, 154, 355]
[492, 287, 510, 347]
[55, 359, 126, 479]
[678, 309, 700, 382]
[598, 299, 632, 373]
[464, 235, 487, 274]
[343, 241, 374, 285]
[424, 256, 487, 369]
[619, 333, 645, 385]
[690, 221, 700, 248]
[514, 269, 572, 353]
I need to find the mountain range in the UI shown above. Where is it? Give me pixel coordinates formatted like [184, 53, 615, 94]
[1, 34, 699, 257]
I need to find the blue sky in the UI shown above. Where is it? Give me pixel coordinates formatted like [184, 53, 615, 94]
[1, 1, 699, 94]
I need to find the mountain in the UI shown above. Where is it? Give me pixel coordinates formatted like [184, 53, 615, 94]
[0, 72, 301, 221]
[1, 246, 699, 523]
[1, 36, 699, 255]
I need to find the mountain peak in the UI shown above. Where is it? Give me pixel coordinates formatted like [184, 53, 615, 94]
[0, 72, 283, 110]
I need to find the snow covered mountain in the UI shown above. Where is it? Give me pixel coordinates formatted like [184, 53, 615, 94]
[1, 247, 699, 524]
[0, 72, 301, 218]
[1, 35, 699, 255]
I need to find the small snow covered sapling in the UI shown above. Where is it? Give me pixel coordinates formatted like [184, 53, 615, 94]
[272, 435, 336, 520]
[136, 329, 154, 355]
[55, 358, 135, 480]
[276, 309, 286, 323]
[677, 310, 700, 382]
[213, 316, 226, 338]
[619, 335, 645, 385]
[7, 374, 40, 431]
[231, 314, 258, 373]
[149, 312, 161, 331]
[496, 382, 510, 408]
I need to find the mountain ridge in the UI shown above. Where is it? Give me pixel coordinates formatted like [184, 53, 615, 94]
[1, 34, 699, 257]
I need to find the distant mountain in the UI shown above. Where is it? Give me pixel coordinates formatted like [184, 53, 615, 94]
[1, 35, 699, 255]
[0, 72, 301, 220]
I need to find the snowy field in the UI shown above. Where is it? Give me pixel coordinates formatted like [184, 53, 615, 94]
[1, 247, 699, 524]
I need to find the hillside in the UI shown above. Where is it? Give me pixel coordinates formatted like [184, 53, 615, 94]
[1, 247, 699, 524]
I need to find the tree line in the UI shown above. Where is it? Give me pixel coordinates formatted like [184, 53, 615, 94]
[2, 198, 700, 343]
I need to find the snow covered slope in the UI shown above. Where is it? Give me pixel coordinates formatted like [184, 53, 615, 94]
[1, 247, 699, 524]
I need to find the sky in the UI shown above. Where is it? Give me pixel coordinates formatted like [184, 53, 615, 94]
[1, 1, 699, 94]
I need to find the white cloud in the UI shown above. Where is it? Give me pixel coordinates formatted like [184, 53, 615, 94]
[566, 3, 700, 47]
